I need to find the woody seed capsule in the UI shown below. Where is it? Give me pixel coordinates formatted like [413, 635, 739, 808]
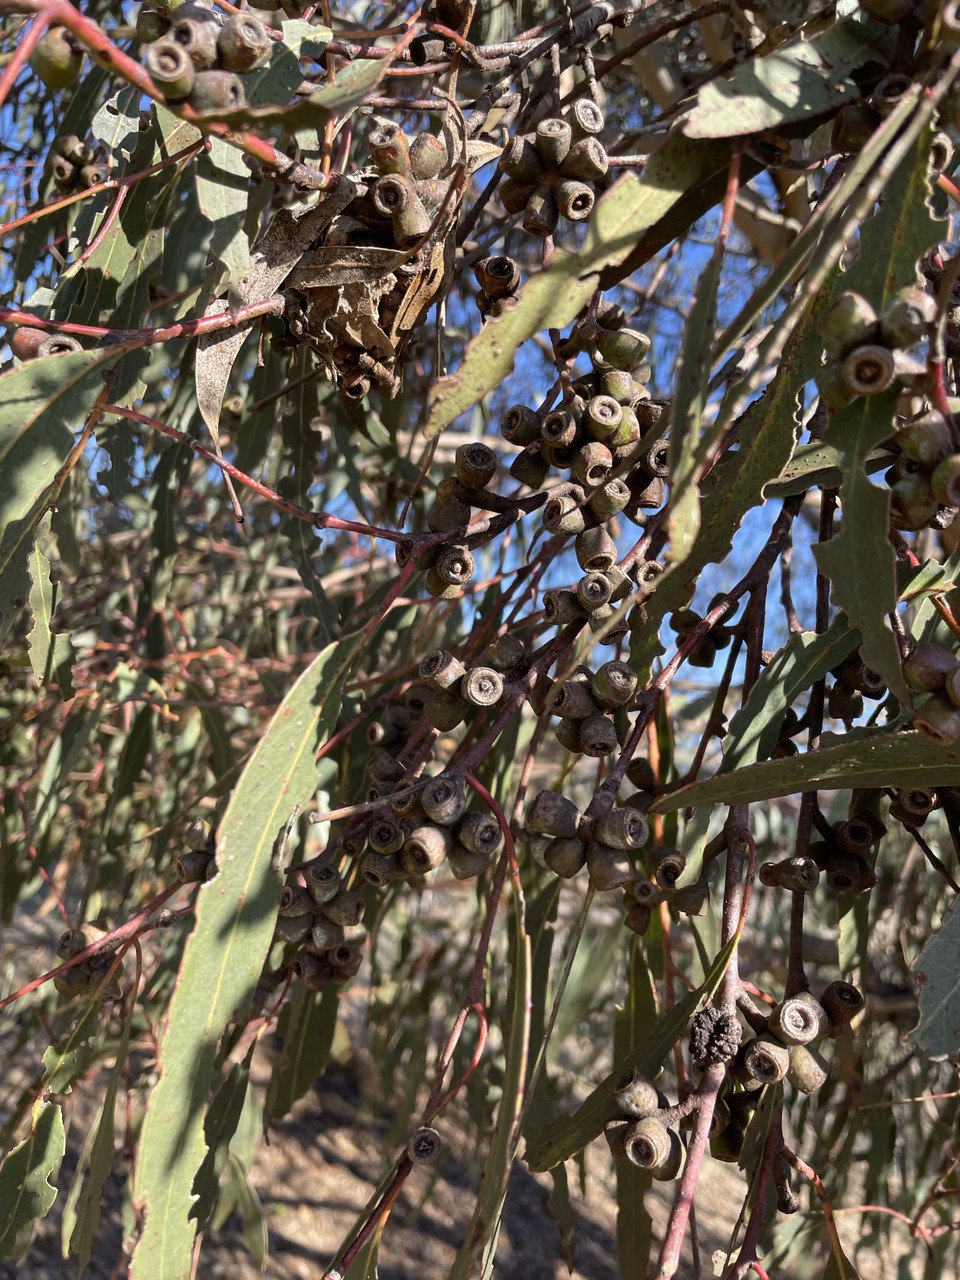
[461, 666, 504, 707]
[614, 1067, 659, 1118]
[561, 137, 608, 181]
[535, 117, 572, 167]
[420, 648, 466, 691]
[455, 441, 498, 488]
[368, 119, 412, 175]
[322, 889, 366, 927]
[436, 543, 475, 586]
[579, 713, 618, 757]
[787, 1043, 829, 1094]
[769, 993, 829, 1045]
[305, 862, 341, 904]
[217, 13, 270, 71]
[622, 1116, 672, 1170]
[544, 836, 587, 878]
[591, 660, 638, 709]
[543, 588, 586, 625]
[587, 841, 634, 890]
[523, 184, 560, 238]
[456, 811, 503, 856]
[421, 775, 468, 826]
[362, 851, 403, 887]
[401, 823, 451, 874]
[527, 789, 581, 839]
[410, 131, 447, 179]
[595, 806, 649, 850]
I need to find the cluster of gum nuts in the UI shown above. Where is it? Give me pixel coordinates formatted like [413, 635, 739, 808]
[604, 980, 864, 1180]
[47, 134, 106, 194]
[139, 0, 271, 113]
[497, 100, 610, 238]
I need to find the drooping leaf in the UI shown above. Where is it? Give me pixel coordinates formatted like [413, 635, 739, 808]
[0, 1101, 65, 1261]
[0, 349, 114, 641]
[130, 641, 347, 1280]
[911, 900, 960, 1060]
[812, 396, 907, 703]
[449, 886, 531, 1279]
[613, 937, 656, 1277]
[26, 512, 74, 695]
[67, 995, 134, 1275]
[41, 999, 103, 1095]
[655, 729, 960, 812]
[266, 985, 340, 1121]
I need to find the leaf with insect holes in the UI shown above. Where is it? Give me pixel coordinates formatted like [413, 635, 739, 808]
[0, 1102, 65, 1261]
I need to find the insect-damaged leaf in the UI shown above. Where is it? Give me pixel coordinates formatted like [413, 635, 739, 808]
[0, 1101, 65, 1261]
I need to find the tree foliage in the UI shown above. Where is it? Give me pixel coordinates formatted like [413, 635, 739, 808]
[2, 1, 960, 1277]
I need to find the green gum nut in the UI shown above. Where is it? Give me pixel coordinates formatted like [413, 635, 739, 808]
[523, 184, 559, 238]
[145, 39, 196, 99]
[820, 291, 878, 361]
[555, 179, 595, 222]
[138, 8, 171, 43]
[501, 404, 539, 446]
[817, 360, 854, 411]
[880, 286, 937, 349]
[594, 326, 651, 373]
[30, 28, 83, 90]
[499, 134, 544, 182]
[895, 411, 952, 469]
[931, 453, 960, 507]
[410, 132, 447, 180]
[534, 117, 573, 168]
[188, 69, 245, 114]
[890, 471, 939, 532]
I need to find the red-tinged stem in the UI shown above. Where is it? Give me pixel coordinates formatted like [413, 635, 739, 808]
[102, 404, 404, 544]
[652, 1062, 726, 1280]
[0, 293, 284, 346]
[782, 1145, 848, 1274]
[0, 11, 49, 110]
[18, 0, 339, 185]
[0, 881, 182, 1011]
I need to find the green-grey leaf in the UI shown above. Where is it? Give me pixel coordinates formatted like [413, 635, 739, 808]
[0, 349, 114, 641]
[0, 1101, 65, 1261]
[41, 1000, 103, 1095]
[812, 393, 907, 704]
[911, 901, 960, 1060]
[682, 16, 892, 139]
[265, 985, 340, 1120]
[424, 171, 688, 439]
[26, 513, 74, 695]
[655, 730, 960, 812]
[130, 640, 346, 1280]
